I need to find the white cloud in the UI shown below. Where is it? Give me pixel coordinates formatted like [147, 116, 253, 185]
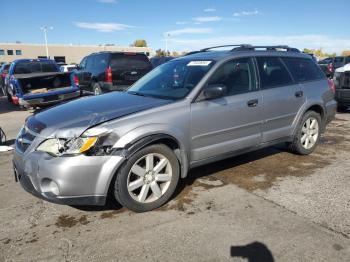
[98, 0, 117, 3]
[193, 16, 222, 22]
[176, 21, 188, 25]
[75, 22, 132, 32]
[166, 35, 350, 54]
[233, 10, 259, 17]
[164, 27, 213, 37]
[204, 8, 216, 12]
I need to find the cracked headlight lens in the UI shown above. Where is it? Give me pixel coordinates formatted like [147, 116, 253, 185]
[36, 137, 98, 156]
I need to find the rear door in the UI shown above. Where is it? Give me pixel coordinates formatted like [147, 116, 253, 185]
[190, 57, 263, 161]
[109, 53, 152, 89]
[256, 56, 304, 142]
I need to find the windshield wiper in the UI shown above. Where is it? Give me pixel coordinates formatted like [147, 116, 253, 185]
[127, 91, 146, 97]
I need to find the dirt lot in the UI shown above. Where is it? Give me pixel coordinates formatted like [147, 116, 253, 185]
[0, 96, 349, 261]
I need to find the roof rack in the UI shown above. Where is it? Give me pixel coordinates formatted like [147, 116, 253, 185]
[200, 44, 252, 52]
[231, 45, 300, 52]
[184, 44, 300, 56]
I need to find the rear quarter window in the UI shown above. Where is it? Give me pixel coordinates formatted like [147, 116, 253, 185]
[282, 57, 325, 82]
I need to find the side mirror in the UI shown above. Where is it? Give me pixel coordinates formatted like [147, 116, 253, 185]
[203, 85, 227, 100]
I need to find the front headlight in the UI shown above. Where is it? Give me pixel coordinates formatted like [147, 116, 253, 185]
[36, 137, 98, 156]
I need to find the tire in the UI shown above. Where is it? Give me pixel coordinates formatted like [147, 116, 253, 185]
[6, 86, 12, 103]
[114, 144, 180, 212]
[288, 111, 322, 155]
[93, 83, 102, 96]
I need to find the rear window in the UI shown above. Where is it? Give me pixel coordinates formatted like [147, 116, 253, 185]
[282, 57, 325, 82]
[110, 54, 151, 70]
[256, 57, 294, 89]
[14, 61, 57, 74]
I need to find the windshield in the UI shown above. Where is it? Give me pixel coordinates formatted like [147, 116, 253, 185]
[127, 59, 214, 100]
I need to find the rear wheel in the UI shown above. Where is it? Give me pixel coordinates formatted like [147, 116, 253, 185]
[288, 111, 321, 155]
[93, 83, 102, 96]
[114, 144, 180, 212]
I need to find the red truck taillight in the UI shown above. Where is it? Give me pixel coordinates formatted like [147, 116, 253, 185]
[105, 67, 112, 83]
[73, 75, 79, 86]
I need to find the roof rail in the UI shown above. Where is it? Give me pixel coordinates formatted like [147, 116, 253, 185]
[232, 45, 300, 52]
[200, 44, 252, 52]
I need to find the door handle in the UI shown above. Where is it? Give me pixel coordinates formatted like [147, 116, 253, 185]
[295, 91, 303, 97]
[247, 99, 258, 107]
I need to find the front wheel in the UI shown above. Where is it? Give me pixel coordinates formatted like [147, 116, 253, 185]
[288, 111, 321, 155]
[114, 144, 180, 212]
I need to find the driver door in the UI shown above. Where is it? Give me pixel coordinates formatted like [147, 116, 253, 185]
[190, 57, 263, 162]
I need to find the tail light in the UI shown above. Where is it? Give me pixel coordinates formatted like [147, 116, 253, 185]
[327, 63, 334, 73]
[328, 79, 335, 93]
[73, 75, 79, 86]
[12, 96, 19, 105]
[105, 67, 112, 83]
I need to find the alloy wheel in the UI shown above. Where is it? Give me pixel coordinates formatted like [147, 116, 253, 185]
[300, 117, 319, 149]
[127, 153, 173, 203]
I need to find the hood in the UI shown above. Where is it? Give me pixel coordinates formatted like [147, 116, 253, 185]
[27, 92, 171, 138]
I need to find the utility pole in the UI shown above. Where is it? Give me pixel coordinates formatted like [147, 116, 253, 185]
[40, 26, 53, 59]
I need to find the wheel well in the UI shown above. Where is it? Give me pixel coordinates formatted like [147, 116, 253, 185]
[306, 105, 324, 120]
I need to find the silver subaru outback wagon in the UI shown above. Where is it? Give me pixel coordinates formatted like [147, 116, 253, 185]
[13, 45, 337, 212]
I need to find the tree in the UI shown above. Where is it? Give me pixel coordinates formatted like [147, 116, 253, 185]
[132, 39, 147, 47]
[172, 51, 179, 57]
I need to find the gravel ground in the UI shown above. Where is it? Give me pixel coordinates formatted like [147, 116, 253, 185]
[0, 96, 349, 261]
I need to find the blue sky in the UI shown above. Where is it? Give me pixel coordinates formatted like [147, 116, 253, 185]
[2, 0, 350, 53]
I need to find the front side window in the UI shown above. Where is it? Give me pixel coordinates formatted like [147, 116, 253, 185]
[128, 60, 214, 100]
[282, 57, 325, 82]
[7, 50, 14, 55]
[256, 57, 294, 89]
[208, 57, 257, 96]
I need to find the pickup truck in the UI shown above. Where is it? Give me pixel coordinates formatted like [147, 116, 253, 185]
[5, 59, 80, 108]
[333, 63, 350, 111]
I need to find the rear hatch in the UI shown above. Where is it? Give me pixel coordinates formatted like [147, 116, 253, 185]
[109, 53, 152, 88]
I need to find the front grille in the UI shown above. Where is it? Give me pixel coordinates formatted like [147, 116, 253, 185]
[16, 126, 37, 153]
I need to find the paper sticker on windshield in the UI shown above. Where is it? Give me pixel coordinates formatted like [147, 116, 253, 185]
[187, 61, 212, 66]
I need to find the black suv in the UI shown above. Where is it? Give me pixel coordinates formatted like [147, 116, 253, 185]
[75, 52, 153, 95]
